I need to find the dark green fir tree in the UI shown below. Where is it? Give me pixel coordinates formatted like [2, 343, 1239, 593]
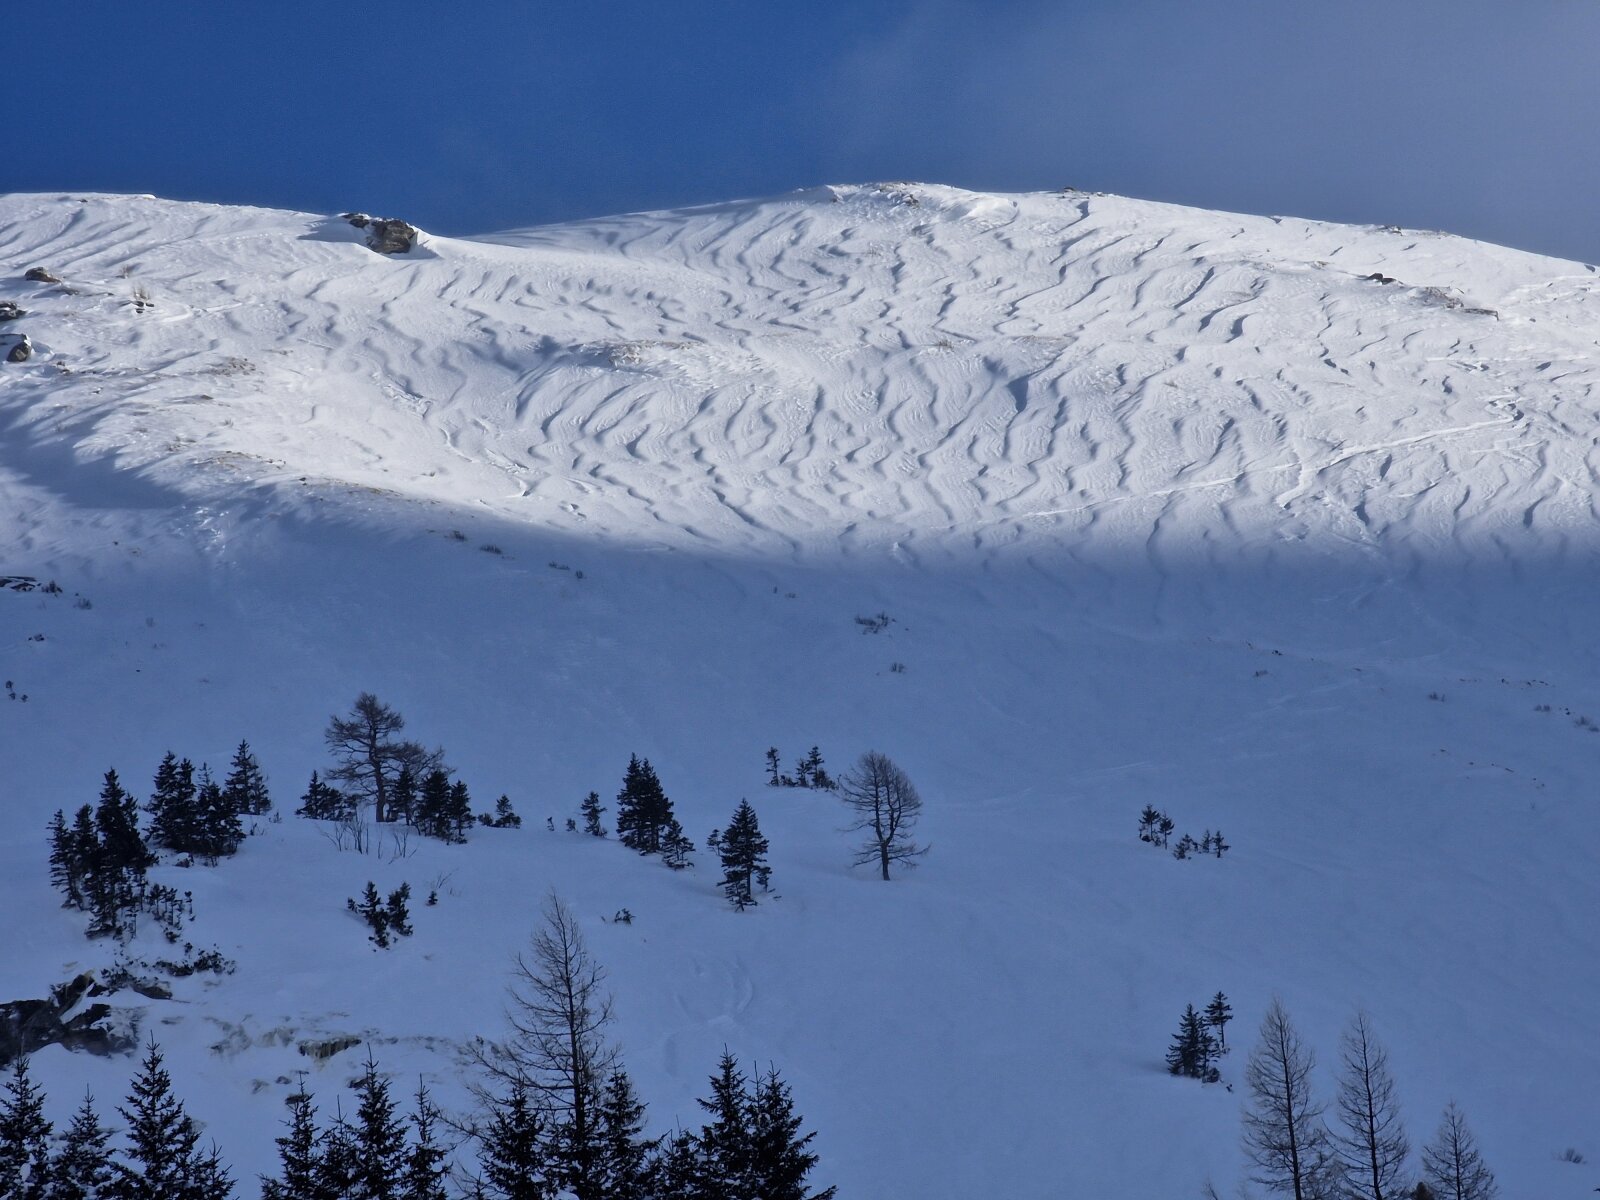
[718, 800, 771, 908]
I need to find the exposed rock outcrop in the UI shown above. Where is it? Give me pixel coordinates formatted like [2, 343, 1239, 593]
[0, 301, 24, 321]
[23, 267, 60, 284]
[0, 973, 139, 1065]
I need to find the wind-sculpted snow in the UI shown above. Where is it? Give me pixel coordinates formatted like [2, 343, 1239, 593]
[3, 184, 1597, 569]
[2, 187, 1599, 1199]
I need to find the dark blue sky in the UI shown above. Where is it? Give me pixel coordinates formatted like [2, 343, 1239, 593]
[18, 1, 1600, 260]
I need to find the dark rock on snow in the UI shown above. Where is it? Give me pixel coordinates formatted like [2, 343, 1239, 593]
[4, 334, 32, 363]
[0, 972, 138, 1066]
[0, 301, 25, 321]
[365, 218, 419, 254]
[340, 212, 371, 229]
[24, 267, 61, 284]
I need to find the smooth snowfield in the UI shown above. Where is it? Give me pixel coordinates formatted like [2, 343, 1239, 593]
[1, 185, 1598, 1197]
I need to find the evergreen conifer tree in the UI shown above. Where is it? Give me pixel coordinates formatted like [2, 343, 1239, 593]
[148, 755, 198, 853]
[296, 773, 351, 821]
[614, 756, 674, 855]
[46, 1091, 113, 1200]
[222, 741, 271, 817]
[414, 770, 450, 840]
[48, 811, 85, 910]
[749, 1066, 836, 1200]
[447, 781, 474, 843]
[491, 796, 522, 829]
[0, 1057, 52, 1200]
[694, 1053, 754, 1200]
[385, 885, 413, 938]
[115, 1040, 234, 1200]
[717, 800, 771, 908]
[403, 1084, 449, 1200]
[476, 1083, 550, 1200]
[260, 1089, 331, 1200]
[67, 806, 103, 921]
[660, 819, 695, 870]
[581, 793, 606, 838]
[195, 767, 243, 863]
[801, 747, 832, 790]
[317, 1111, 360, 1200]
[1166, 1004, 1217, 1080]
[91, 771, 151, 936]
[392, 766, 420, 830]
[351, 1056, 406, 1200]
[1205, 992, 1234, 1052]
[765, 748, 781, 787]
[594, 1070, 654, 1200]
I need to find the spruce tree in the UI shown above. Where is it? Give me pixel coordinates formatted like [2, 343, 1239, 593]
[1205, 992, 1234, 1052]
[765, 747, 781, 787]
[148, 754, 198, 854]
[403, 1084, 449, 1200]
[46, 1091, 113, 1200]
[476, 1082, 550, 1200]
[48, 810, 85, 910]
[801, 747, 832, 790]
[297, 773, 350, 821]
[195, 766, 243, 863]
[581, 792, 606, 838]
[260, 1089, 325, 1200]
[718, 800, 771, 908]
[614, 756, 674, 855]
[222, 741, 271, 817]
[115, 1039, 233, 1200]
[317, 1111, 360, 1200]
[491, 796, 522, 829]
[67, 807, 103, 921]
[414, 770, 450, 840]
[0, 1057, 52, 1200]
[749, 1066, 836, 1200]
[1166, 1004, 1216, 1079]
[92, 771, 151, 936]
[660, 819, 695, 870]
[447, 781, 474, 843]
[695, 1053, 755, 1200]
[351, 1056, 406, 1200]
[594, 1070, 655, 1200]
[385, 886, 413, 938]
[392, 766, 420, 830]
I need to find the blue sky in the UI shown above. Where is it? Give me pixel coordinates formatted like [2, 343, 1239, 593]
[18, 1, 1600, 260]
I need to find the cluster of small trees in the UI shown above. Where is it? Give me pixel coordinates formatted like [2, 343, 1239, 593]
[0, 1044, 231, 1200]
[1138, 806, 1227, 860]
[1167, 992, 1233, 1082]
[307, 695, 522, 844]
[764, 747, 834, 790]
[47, 771, 156, 938]
[348, 882, 414, 948]
[466, 894, 832, 1200]
[1240, 999, 1496, 1200]
[147, 743, 271, 862]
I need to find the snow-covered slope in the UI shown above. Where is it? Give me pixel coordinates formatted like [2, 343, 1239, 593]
[1, 185, 1598, 1197]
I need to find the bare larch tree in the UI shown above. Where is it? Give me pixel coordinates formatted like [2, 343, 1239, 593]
[1421, 1103, 1497, 1200]
[1333, 1011, 1409, 1200]
[1244, 997, 1333, 1200]
[324, 692, 441, 824]
[837, 751, 927, 881]
[473, 892, 618, 1200]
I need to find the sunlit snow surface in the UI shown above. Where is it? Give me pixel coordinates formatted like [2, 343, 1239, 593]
[1, 185, 1598, 1197]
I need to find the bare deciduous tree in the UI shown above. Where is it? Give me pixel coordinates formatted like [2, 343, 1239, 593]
[472, 892, 617, 1200]
[1421, 1103, 1497, 1200]
[324, 693, 441, 824]
[1333, 1012, 1409, 1200]
[837, 751, 927, 881]
[1244, 997, 1333, 1200]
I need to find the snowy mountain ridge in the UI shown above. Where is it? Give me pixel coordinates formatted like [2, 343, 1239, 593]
[1, 184, 1598, 1198]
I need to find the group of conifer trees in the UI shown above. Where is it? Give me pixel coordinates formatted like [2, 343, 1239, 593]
[1166, 992, 1233, 1082]
[47, 744, 269, 938]
[1, 1044, 231, 1200]
[586, 757, 775, 911]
